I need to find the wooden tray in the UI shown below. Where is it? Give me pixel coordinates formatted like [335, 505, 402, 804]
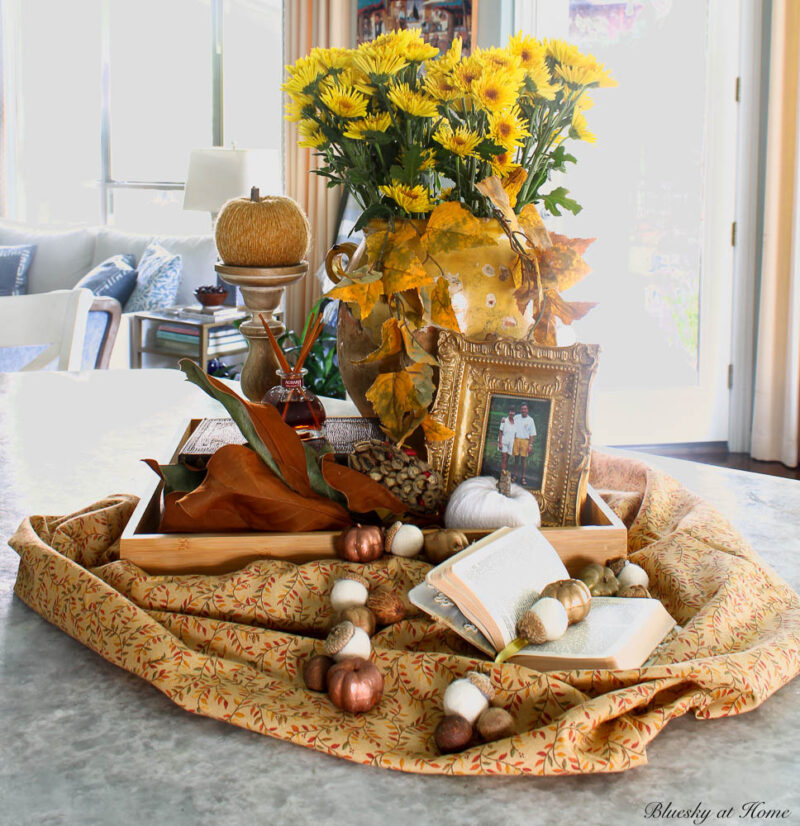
[120, 419, 627, 575]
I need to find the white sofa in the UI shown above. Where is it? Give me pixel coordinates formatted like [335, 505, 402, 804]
[0, 219, 218, 368]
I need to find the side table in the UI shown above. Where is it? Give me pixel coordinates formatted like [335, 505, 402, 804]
[130, 309, 249, 369]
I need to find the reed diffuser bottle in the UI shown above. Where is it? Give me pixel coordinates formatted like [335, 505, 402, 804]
[260, 312, 326, 440]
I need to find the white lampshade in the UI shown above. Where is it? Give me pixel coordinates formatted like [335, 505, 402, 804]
[183, 148, 282, 211]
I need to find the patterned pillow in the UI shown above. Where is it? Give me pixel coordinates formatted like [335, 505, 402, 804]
[124, 244, 182, 312]
[0, 244, 36, 296]
[75, 254, 138, 305]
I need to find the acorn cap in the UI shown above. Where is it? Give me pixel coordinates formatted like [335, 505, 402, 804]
[517, 610, 548, 645]
[466, 670, 495, 701]
[607, 557, 628, 577]
[384, 522, 402, 551]
[324, 621, 356, 656]
[335, 573, 369, 589]
[618, 584, 651, 599]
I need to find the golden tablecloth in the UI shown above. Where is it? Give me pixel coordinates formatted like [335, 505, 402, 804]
[9, 454, 800, 775]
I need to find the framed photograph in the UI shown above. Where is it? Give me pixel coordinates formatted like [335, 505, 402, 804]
[357, 0, 476, 56]
[427, 332, 600, 526]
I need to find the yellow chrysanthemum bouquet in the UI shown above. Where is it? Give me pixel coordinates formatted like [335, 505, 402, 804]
[284, 29, 615, 443]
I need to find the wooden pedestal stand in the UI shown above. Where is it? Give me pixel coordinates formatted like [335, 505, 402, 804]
[214, 261, 308, 402]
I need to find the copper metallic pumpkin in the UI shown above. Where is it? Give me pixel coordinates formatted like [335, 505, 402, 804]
[326, 657, 384, 713]
[335, 524, 384, 563]
[540, 578, 592, 624]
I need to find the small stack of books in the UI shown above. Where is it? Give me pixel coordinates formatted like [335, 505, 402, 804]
[178, 305, 244, 322]
[155, 323, 247, 356]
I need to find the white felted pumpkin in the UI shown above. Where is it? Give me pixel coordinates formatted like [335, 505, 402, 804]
[444, 475, 541, 530]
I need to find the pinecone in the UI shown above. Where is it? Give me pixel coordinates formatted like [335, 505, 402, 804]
[348, 439, 445, 514]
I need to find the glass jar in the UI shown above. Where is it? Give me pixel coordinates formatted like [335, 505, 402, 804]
[262, 368, 326, 440]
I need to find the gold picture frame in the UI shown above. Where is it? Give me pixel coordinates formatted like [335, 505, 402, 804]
[427, 332, 600, 527]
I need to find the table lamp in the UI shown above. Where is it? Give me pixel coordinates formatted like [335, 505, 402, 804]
[183, 147, 282, 308]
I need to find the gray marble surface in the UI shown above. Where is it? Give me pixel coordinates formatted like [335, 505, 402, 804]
[1, 370, 799, 826]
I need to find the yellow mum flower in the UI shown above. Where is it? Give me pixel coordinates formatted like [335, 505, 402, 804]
[298, 126, 326, 149]
[309, 46, 351, 71]
[474, 46, 522, 76]
[353, 50, 408, 78]
[319, 83, 369, 118]
[400, 29, 439, 62]
[453, 55, 484, 93]
[387, 82, 439, 118]
[472, 71, 521, 112]
[576, 93, 595, 111]
[282, 59, 324, 102]
[379, 181, 434, 214]
[433, 122, 482, 157]
[525, 60, 559, 101]
[508, 32, 545, 71]
[435, 35, 462, 72]
[425, 70, 462, 102]
[570, 112, 596, 143]
[284, 100, 309, 122]
[544, 38, 584, 67]
[488, 107, 529, 150]
[490, 151, 521, 177]
[343, 112, 392, 139]
[556, 63, 602, 89]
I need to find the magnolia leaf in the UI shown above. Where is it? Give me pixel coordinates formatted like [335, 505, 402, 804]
[328, 266, 385, 319]
[518, 203, 552, 250]
[421, 415, 455, 442]
[420, 202, 498, 256]
[355, 317, 403, 364]
[143, 458, 205, 496]
[400, 323, 437, 365]
[502, 168, 528, 208]
[538, 233, 595, 292]
[429, 277, 460, 331]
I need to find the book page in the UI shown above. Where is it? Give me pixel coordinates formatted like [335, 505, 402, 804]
[448, 525, 569, 648]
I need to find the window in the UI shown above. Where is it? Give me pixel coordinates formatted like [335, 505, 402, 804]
[1, 0, 284, 233]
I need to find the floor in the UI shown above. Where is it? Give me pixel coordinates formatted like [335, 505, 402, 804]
[616, 442, 800, 480]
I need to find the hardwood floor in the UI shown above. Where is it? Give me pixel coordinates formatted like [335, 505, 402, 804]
[613, 442, 800, 480]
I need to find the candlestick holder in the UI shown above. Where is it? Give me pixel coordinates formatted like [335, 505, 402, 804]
[214, 261, 307, 401]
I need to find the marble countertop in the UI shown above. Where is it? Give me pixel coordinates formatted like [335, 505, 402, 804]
[1, 370, 799, 826]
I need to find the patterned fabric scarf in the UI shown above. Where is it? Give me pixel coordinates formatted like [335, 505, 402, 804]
[9, 454, 800, 775]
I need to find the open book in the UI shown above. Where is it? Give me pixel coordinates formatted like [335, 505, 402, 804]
[409, 525, 676, 671]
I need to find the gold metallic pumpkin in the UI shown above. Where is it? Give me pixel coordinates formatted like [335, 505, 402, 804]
[540, 578, 592, 624]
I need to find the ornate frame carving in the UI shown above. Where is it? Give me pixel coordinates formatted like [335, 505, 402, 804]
[427, 332, 600, 526]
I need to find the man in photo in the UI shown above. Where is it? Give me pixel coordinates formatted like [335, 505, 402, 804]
[497, 406, 516, 473]
[512, 403, 537, 485]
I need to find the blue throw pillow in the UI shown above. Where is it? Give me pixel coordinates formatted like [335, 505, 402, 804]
[75, 253, 138, 305]
[124, 243, 182, 312]
[0, 244, 36, 296]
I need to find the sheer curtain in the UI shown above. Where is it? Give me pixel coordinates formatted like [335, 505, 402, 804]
[751, 0, 800, 467]
[283, 0, 352, 337]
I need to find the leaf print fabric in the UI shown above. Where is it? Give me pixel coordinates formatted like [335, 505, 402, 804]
[9, 454, 800, 775]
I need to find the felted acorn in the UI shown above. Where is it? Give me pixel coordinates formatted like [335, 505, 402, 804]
[337, 605, 376, 636]
[517, 597, 569, 644]
[442, 671, 495, 725]
[618, 585, 651, 599]
[616, 561, 650, 591]
[444, 471, 541, 530]
[303, 653, 334, 692]
[335, 524, 384, 563]
[330, 575, 369, 612]
[578, 562, 620, 597]
[324, 621, 372, 662]
[435, 715, 474, 754]
[365, 586, 406, 625]
[476, 707, 516, 742]
[384, 522, 424, 558]
[423, 529, 469, 564]
[326, 657, 384, 713]
[539, 579, 592, 625]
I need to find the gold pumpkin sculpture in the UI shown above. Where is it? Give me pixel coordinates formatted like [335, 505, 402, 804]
[215, 187, 310, 267]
